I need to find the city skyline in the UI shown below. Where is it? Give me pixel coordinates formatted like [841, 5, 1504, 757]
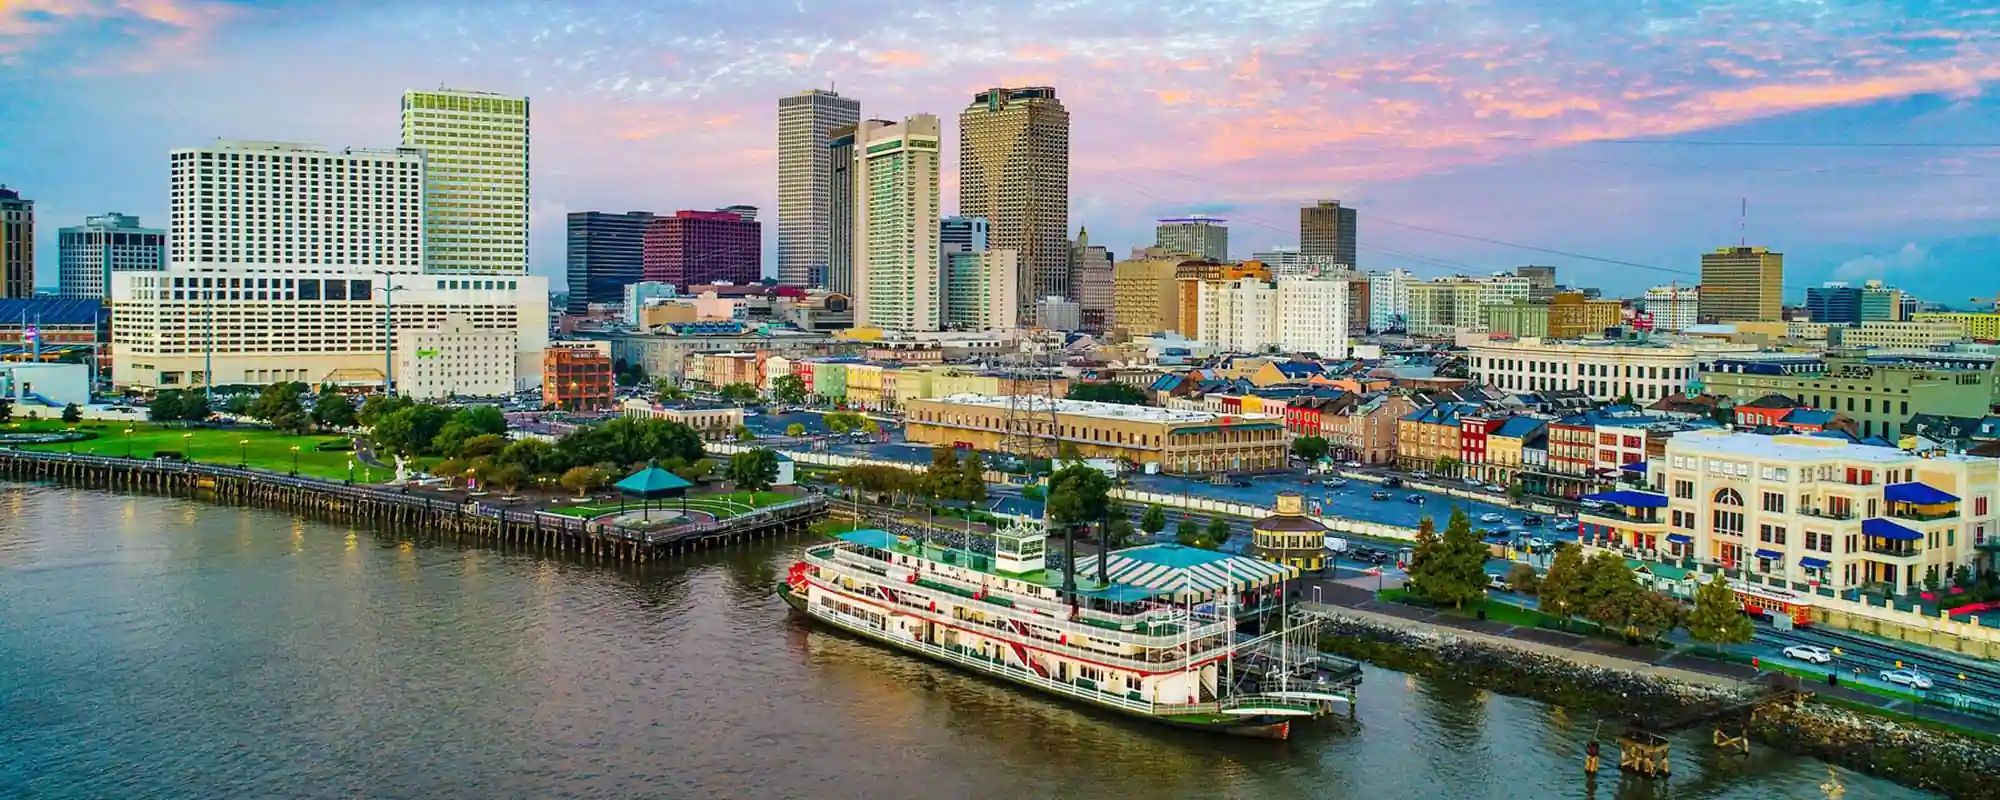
[1, 1, 1996, 298]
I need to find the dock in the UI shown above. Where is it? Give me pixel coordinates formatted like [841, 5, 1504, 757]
[0, 450, 828, 562]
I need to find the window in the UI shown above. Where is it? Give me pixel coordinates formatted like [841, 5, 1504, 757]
[1714, 488, 1744, 506]
[1674, 480, 1693, 499]
[1713, 510, 1745, 537]
[1761, 492, 1786, 513]
[1758, 524, 1787, 545]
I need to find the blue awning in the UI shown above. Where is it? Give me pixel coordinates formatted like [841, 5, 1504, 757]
[1620, 462, 1647, 473]
[1885, 482, 1959, 505]
[1800, 557, 1831, 569]
[1862, 518, 1923, 542]
[1667, 533, 1692, 544]
[1581, 490, 1670, 508]
[1755, 549, 1785, 560]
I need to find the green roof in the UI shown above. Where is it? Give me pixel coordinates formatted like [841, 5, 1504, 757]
[614, 465, 693, 495]
[1627, 559, 1694, 581]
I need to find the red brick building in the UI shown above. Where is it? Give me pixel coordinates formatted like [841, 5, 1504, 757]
[642, 210, 761, 289]
[543, 342, 615, 411]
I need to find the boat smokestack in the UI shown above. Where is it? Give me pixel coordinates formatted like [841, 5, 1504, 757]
[1096, 519, 1109, 585]
[1063, 523, 1077, 601]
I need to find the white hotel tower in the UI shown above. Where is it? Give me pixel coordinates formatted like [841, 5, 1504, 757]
[111, 136, 547, 394]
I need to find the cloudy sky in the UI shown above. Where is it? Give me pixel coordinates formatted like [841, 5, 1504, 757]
[1, 0, 1996, 301]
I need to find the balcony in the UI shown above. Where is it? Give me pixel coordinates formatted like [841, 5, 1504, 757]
[1580, 507, 1665, 526]
[1889, 508, 1959, 522]
[1799, 508, 1856, 522]
[1863, 542, 1922, 559]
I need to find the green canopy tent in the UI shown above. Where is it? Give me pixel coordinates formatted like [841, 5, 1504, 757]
[614, 461, 693, 520]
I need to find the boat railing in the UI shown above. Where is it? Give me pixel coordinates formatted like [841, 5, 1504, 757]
[811, 548, 1231, 644]
[808, 602, 1224, 717]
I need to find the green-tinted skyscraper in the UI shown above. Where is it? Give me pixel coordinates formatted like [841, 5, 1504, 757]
[401, 89, 530, 273]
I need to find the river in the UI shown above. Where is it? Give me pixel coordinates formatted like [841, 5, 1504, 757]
[0, 484, 1928, 799]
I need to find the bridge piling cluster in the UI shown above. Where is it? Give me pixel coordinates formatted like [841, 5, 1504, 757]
[0, 450, 828, 563]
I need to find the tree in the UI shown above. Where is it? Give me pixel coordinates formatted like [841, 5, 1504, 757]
[823, 412, 862, 434]
[673, 457, 716, 483]
[1046, 464, 1113, 532]
[495, 438, 554, 476]
[957, 451, 988, 503]
[718, 382, 761, 404]
[487, 463, 530, 494]
[859, 417, 880, 436]
[1627, 592, 1686, 644]
[1140, 505, 1167, 538]
[1106, 508, 1137, 549]
[1432, 455, 1460, 476]
[1504, 563, 1540, 595]
[1410, 507, 1489, 609]
[1205, 516, 1232, 545]
[771, 374, 807, 405]
[1057, 440, 1083, 463]
[1021, 484, 1045, 501]
[785, 423, 806, 438]
[60, 403, 81, 423]
[1176, 517, 1200, 547]
[922, 447, 966, 501]
[1507, 481, 1527, 502]
[1577, 551, 1645, 631]
[0, 397, 11, 423]
[1406, 517, 1442, 597]
[1615, 392, 1636, 407]
[1956, 565, 1977, 591]
[356, 394, 412, 427]
[1538, 543, 1587, 624]
[246, 382, 312, 434]
[732, 424, 757, 443]
[433, 457, 467, 484]
[312, 389, 357, 429]
[455, 433, 508, 460]
[1924, 565, 1943, 594]
[1065, 381, 1147, 405]
[653, 379, 687, 402]
[1290, 436, 1330, 463]
[178, 391, 212, 423]
[1688, 573, 1754, 654]
[728, 448, 781, 492]
[559, 465, 606, 497]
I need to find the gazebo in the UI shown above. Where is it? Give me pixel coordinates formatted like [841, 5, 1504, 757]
[614, 461, 693, 520]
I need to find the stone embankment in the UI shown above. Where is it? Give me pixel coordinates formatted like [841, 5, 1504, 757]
[1315, 611, 2000, 800]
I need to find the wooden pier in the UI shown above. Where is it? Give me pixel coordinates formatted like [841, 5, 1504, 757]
[1590, 672, 1810, 780]
[0, 450, 828, 563]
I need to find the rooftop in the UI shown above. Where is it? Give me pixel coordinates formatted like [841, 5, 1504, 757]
[1664, 429, 1948, 464]
[920, 393, 1277, 424]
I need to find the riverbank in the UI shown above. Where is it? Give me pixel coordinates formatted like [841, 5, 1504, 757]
[0, 449, 827, 562]
[1308, 604, 2000, 799]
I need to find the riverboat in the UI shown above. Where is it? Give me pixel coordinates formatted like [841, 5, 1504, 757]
[781, 519, 1361, 739]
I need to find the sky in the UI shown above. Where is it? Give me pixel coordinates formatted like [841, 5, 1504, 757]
[0, 0, 1997, 302]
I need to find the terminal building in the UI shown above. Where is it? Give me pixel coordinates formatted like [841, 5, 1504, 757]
[902, 393, 1288, 474]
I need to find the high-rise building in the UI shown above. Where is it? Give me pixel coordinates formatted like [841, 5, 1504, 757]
[776, 89, 862, 288]
[1548, 291, 1624, 338]
[941, 216, 990, 255]
[1251, 245, 1304, 274]
[1155, 215, 1229, 261]
[825, 122, 866, 294]
[168, 140, 427, 271]
[1516, 265, 1557, 301]
[946, 249, 1020, 330]
[1343, 272, 1371, 337]
[1111, 248, 1182, 338]
[642, 210, 761, 289]
[1195, 275, 1349, 357]
[853, 115, 942, 331]
[1299, 200, 1356, 269]
[564, 211, 655, 315]
[1034, 296, 1082, 331]
[1071, 228, 1113, 331]
[715, 204, 759, 222]
[400, 89, 530, 273]
[58, 213, 165, 300]
[1862, 280, 1904, 322]
[1642, 286, 1700, 332]
[958, 87, 1070, 319]
[1698, 245, 1784, 323]
[0, 186, 31, 299]
[1367, 269, 1413, 331]
[1805, 282, 1862, 324]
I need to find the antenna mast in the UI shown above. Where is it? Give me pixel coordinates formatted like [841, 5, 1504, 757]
[1740, 198, 1747, 246]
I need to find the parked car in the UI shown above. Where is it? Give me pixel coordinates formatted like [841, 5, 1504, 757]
[1521, 515, 1544, 527]
[1487, 574, 1512, 592]
[1342, 460, 1363, 468]
[1880, 669, 1933, 690]
[1382, 476, 1404, 488]
[1783, 645, 1834, 664]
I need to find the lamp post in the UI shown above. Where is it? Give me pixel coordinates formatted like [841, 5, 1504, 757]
[66, 427, 77, 454]
[374, 270, 407, 398]
[347, 459, 355, 485]
[182, 431, 194, 463]
[123, 427, 134, 458]
[290, 445, 301, 476]
[466, 467, 477, 493]
[238, 438, 248, 468]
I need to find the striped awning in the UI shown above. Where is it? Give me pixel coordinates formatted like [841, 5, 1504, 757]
[1071, 544, 1299, 601]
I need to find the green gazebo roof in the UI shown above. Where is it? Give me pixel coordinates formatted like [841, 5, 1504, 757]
[614, 464, 693, 497]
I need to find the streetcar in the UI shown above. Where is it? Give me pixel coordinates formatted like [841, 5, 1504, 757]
[1734, 582, 1814, 627]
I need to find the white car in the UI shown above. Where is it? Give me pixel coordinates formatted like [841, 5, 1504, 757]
[1880, 669, 1934, 690]
[1783, 645, 1833, 664]
[1342, 460, 1363, 468]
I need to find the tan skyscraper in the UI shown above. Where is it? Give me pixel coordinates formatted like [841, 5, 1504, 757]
[852, 115, 942, 332]
[1699, 245, 1784, 323]
[959, 87, 1070, 322]
[0, 186, 32, 298]
[777, 89, 861, 288]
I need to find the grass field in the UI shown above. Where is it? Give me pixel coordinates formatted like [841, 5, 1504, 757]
[541, 490, 795, 520]
[5, 420, 366, 481]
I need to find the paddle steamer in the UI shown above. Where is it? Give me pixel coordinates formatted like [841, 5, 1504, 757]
[781, 519, 1361, 739]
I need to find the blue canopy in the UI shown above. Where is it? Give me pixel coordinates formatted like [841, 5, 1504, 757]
[1862, 518, 1922, 542]
[1620, 462, 1647, 473]
[1582, 490, 1670, 509]
[1885, 482, 1959, 505]
[1799, 557, 1831, 569]
[1667, 533, 1692, 544]
[614, 464, 693, 496]
[1755, 549, 1785, 560]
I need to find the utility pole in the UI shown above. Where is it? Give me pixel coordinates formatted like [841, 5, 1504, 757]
[203, 288, 214, 406]
[374, 270, 406, 396]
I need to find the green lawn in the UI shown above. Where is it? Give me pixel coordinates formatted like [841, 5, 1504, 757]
[542, 490, 794, 520]
[6, 420, 365, 481]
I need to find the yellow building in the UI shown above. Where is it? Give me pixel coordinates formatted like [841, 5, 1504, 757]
[844, 363, 890, 410]
[1549, 292, 1623, 338]
[1111, 249, 1182, 338]
[1914, 312, 2000, 342]
[904, 394, 1287, 474]
[1394, 403, 1469, 473]
[1699, 246, 1784, 323]
[1251, 492, 1329, 571]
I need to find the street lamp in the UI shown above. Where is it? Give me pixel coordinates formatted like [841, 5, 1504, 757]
[182, 431, 194, 462]
[290, 445, 301, 476]
[66, 427, 77, 454]
[374, 270, 407, 397]
[123, 427, 134, 458]
[347, 459, 355, 485]
[465, 467, 477, 492]
[238, 438, 248, 468]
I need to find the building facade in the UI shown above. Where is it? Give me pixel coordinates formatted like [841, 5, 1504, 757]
[1251, 246, 1303, 274]
[543, 342, 615, 410]
[776, 89, 862, 288]
[1468, 337, 1749, 403]
[1366, 268, 1412, 331]
[400, 89, 530, 273]
[1404, 279, 1489, 336]
[1700, 355, 1993, 440]
[170, 140, 425, 271]
[58, 212, 165, 300]
[642, 209, 761, 289]
[826, 121, 866, 294]
[1915, 312, 2000, 342]
[944, 249, 1020, 330]
[1516, 266, 1557, 301]
[853, 115, 943, 331]
[1830, 321, 1963, 351]
[904, 394, 1287, 474]
[1154, 215, 1229, 261]
[395, 315, 518, 399]
[1299, 200, 1356, 268]
[1487, 301, 1550, 339]
[1250, 492, 1329, 571]
[1581, 430, 1999, 597]
[1642, 286, 1700, 332]
[1698, 246, 1784, 323]
[1111, 249, 1181, 338]
[565, 211, 654, 314]
[958, 87, 1069, 315]
[1548, 292, 1624, 338]
[0, 187, 31, 299]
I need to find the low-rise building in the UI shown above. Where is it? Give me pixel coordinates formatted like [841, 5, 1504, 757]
[1469, 336, 1756, 404]
[1580, 430, 2000, 597]
[1250, 491, 1329, 571]
[1395, 402, 1475, 474]
[1829, 320, 1963, 350]
[904, 393, 1288, 474]
[394, 316, 517, 400]
[618, 398, 743, 434]
[1914, 312, 2000, 342]
[543, 342, 615, 411]
[1702, 354, 1994, 441]
[1481, 416, 1548, 486]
